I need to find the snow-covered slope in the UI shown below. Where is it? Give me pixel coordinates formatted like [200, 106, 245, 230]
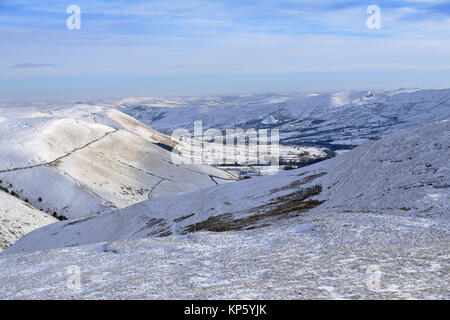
[308, 120, 450, 216]
[0, 191, 56, 251]
[5, 120, 448, 255]
[117, 89, 450, 150]
[0, 212, 448, 299]
[0, 104, 237, 219]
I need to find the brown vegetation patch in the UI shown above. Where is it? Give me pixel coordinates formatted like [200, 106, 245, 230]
[135, 217, 172, 237]
[270, 172, 327, 194]
[173, 213, 195, 223]
[182, 185, 324, 234]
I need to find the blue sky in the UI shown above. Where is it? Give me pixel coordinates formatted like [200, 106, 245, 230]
[0, 0, 449, 102]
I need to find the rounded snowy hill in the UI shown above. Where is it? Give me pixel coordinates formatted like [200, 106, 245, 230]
[0, 104, 236, 220]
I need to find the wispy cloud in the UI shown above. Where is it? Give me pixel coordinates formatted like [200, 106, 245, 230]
[10, 62, 57, 69]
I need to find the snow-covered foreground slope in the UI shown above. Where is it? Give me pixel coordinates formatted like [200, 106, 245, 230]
[4, 120, 448, 255]
[0, 191, 56, 251]
[0, 104, 236, 219]
[116, 89, 450, 150]
[0, 212, 448, 299]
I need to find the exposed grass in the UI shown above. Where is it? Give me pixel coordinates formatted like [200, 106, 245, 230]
[182, 185, 324, 233]
[270, 172, 326, 194]
[173, 213, 195, 223]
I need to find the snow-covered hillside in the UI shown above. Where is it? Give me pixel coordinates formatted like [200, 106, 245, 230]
[0, 104, 236, 219]
[116, 89, 450, 151]
[0, 191, 56, 251]
[5, 120, 448, 255]
[0, 211, 448, 299]
[0, 90, 448, 300]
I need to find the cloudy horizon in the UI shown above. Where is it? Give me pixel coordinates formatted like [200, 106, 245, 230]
[1, 0, 450, 102]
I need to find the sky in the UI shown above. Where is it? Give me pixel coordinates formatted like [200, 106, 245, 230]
[0, 0, 449, 102]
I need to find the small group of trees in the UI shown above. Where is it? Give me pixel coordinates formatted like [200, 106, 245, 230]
[0, 180, 67, 221]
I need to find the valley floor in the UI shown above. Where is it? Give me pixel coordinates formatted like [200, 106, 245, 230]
[0, 212, 448, 299]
